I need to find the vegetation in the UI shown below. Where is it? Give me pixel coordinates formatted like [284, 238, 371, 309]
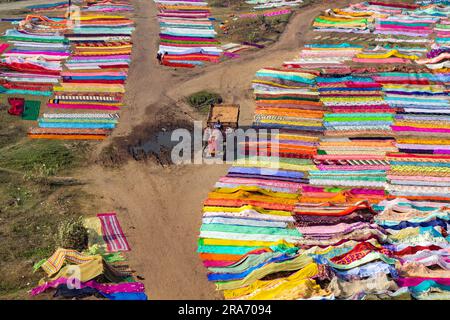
[55, 217, 89, 252]
[0, 110, 94, 299]
[187, 91, 223, 113]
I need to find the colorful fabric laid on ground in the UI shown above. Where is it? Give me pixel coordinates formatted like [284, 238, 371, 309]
[198, 1, 450, 300]
[0, 1, 134, 140]
[246, 0, 303, 10]
[154, 0, 221, 68]
[98, 212, 131, 252]
[32, 212, 145, 300]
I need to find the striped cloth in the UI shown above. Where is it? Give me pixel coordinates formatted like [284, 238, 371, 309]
[97, 213, 131, 252]
[41, 248, 97, 276]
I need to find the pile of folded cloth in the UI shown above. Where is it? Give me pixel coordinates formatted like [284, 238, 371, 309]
[27, 1, 135, 139]
[198, 0, 450, 300]
[31, 213, 147, 300]
[154, 0, 221, 68]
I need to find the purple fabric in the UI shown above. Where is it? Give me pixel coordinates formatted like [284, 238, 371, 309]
[31, 278, 145, 296]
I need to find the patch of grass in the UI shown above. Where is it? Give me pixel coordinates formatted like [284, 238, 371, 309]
[0, 112, 94, 298]
[222, 13, 293, 44]
[0, 110, 26, 149]
[0, 140, 87, 176]
[209, 0, 243, 8]
[187, 91, 223, 114]
[0, 170, 96, 298]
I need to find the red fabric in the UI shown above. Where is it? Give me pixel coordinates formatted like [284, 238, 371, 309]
[162, 60, 195, 68]
[368, 1, 418, 9]
[331, 242, 392, 265]
[62, 79, 125, 84]
[0, 62, 60, 75]
[394, 245, 442, 257]
[7, 97, 24, 116]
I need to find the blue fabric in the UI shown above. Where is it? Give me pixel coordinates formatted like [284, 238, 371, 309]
[207, 254, 294, 281]
[228, 166, 305, 178]
[101, 292, 148, 300]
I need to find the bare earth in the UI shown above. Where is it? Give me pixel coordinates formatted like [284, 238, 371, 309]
[6, 0, 360, 299]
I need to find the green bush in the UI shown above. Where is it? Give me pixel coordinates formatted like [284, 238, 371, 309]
[55, 217, 88, 252]
[187, 91, 223, 110]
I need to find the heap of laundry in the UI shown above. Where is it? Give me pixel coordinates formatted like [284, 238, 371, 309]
[198, 0, 450, 300]
[154, 0, 221, 68]
[31, 212, 148, 300]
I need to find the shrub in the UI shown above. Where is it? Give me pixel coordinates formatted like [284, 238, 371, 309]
[55, 217, 88, 252]
[187, 91, 223, 110]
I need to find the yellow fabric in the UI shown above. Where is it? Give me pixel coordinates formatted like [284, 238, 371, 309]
[202, 238, 296, 248]
[232, 160, 316, 172]
[39, 255, 103, 285]
[211, 186, 299, 199]
[40, 248, 98, 276]
[202, 205, 292, 216]
[83, 216, 105, 248]
[54, 84, 125, 93]
[223, 263, 327, 300]
[216, 254, 313, 291]
[356, 50, 418, 60]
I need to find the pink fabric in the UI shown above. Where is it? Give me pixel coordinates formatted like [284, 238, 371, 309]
[318, 165, 390, 171]
[31, 278, 145, 296]
[392, 126, 450, 134]
[352, 58, 411, 64]
[396, 277, 450, 287]
[219, 177, 305, 190]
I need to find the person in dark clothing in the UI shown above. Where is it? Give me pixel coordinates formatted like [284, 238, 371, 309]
[156, 52, 162, 64]
[214, 119, 223, 131]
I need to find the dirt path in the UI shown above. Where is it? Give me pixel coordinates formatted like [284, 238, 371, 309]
[77, 0, 362, 300]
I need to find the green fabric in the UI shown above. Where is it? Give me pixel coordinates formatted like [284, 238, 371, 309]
[201, 223, 302, 236]
[85, 244, 125, 263]
[22, 100, 41, 121]
[33, 258, 47, 272]
[0, 35, 68, 43]
[314, 17, 368, 25]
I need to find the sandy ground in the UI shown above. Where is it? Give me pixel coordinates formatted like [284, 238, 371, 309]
[67, 0, 373, 300]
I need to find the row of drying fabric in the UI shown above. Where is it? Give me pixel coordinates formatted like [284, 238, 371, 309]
[154, 0, 221, 68]
[197, 0, 450, 300]
[26, 1, 135, 140]
[0, 15, 69, 121]
[31, 213, 148, 300]
[198, 66, 322, 297]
